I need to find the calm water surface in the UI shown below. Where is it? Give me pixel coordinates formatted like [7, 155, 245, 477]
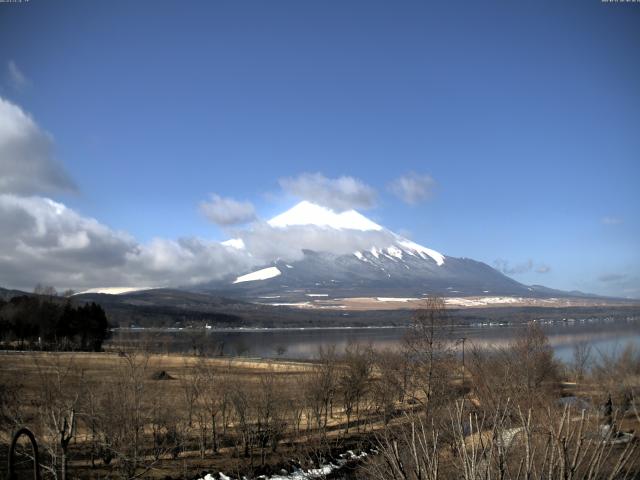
[108, 317, 640, 363]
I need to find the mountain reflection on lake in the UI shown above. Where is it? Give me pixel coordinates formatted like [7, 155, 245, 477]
[107, 318, 640, 363]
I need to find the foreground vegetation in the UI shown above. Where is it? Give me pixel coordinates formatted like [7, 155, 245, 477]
[0, 297, 638, 479]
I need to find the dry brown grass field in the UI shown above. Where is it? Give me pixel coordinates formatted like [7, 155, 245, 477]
[1, 311, 639, 480]
[0, 349, 408, 479]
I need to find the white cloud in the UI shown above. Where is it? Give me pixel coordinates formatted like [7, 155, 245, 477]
[0, 193, 400, 291]
[7, 61, 29, 91]
[0, 96, 77, 195]
[200, 194, 256, 226]
[236, 222, 397, 263]
[0, 194, 254, 291]
[279, 173, 376, 211]
[601, 216, 623, 225]
[389, 173, 436, 205]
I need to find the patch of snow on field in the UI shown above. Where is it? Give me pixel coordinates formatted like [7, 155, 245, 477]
[76, 287, 156, 295]
[267, 302, 312, 307]
[376, 297, 420, 302]
[199, 450, 369, 480]
[445, 296, 526, 307]
[233, 266, 281, 284]
[306, 293, 329, 297]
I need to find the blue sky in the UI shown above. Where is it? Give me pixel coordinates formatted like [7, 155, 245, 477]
[0, 0, 639, 296]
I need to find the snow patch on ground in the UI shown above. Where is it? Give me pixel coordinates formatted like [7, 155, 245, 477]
[75, 287, 156, 295]
[233, 267, 281, 284]
[198, 450, 369, 480]
[267, 302, 312, 307]
[445, 296, 526, 307]
[376, 297, 420, 302]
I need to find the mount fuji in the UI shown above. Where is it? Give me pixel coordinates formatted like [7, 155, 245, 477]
[198, 201, 566, 301]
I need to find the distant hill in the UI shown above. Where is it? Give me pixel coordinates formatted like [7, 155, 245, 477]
[2, 286, 638, 329]
[0, 286, 32, 301]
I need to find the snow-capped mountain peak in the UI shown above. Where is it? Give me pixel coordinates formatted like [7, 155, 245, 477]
[199, 203, 554, 299]
[223, 201, 445, 267]
[266, 201, 445, 265]
[268, 201, 383, 231]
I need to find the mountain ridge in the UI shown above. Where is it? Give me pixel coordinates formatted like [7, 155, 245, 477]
[194, 202, 609, 302]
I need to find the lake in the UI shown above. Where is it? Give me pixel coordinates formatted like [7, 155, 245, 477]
[107, 316, 640, 363]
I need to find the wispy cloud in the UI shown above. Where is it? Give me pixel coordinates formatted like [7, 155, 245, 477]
[601, 216, 623, 225]
[279, 172, 376, 211]
[389, 173, 436, 205]
[597, 273, 640, 298]
[494, 258, 551, 275]
[598, 273, 627, 283]
[199, 194, 256, 226]
[7, 60, 29, 91]
[535, 264, 551, 274]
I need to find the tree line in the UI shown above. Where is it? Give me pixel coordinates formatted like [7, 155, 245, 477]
[0, 294, 110, 351]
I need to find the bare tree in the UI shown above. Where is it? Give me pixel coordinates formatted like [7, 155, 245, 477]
[34, 355, 81, 480]
[404, 296, 455, 414]
[372, 349, 407, 426]
[254, 370, 287, 465]
[92, 351, 156, 478]
[469, 323, 559, 413]
[230, 377, 253, 459]
[179, 359, 201, 428]
[34, 284, 58, 297]
[339, 342, 371, 433]
[368, 400, 639, 480]
[571, 341, 592, 382]
[305, 346, 338, 433]
[196, 357, 229, 454]
[510, 323, 559, 409]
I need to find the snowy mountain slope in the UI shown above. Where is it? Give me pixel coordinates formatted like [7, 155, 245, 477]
[198, 201, 543, 300]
